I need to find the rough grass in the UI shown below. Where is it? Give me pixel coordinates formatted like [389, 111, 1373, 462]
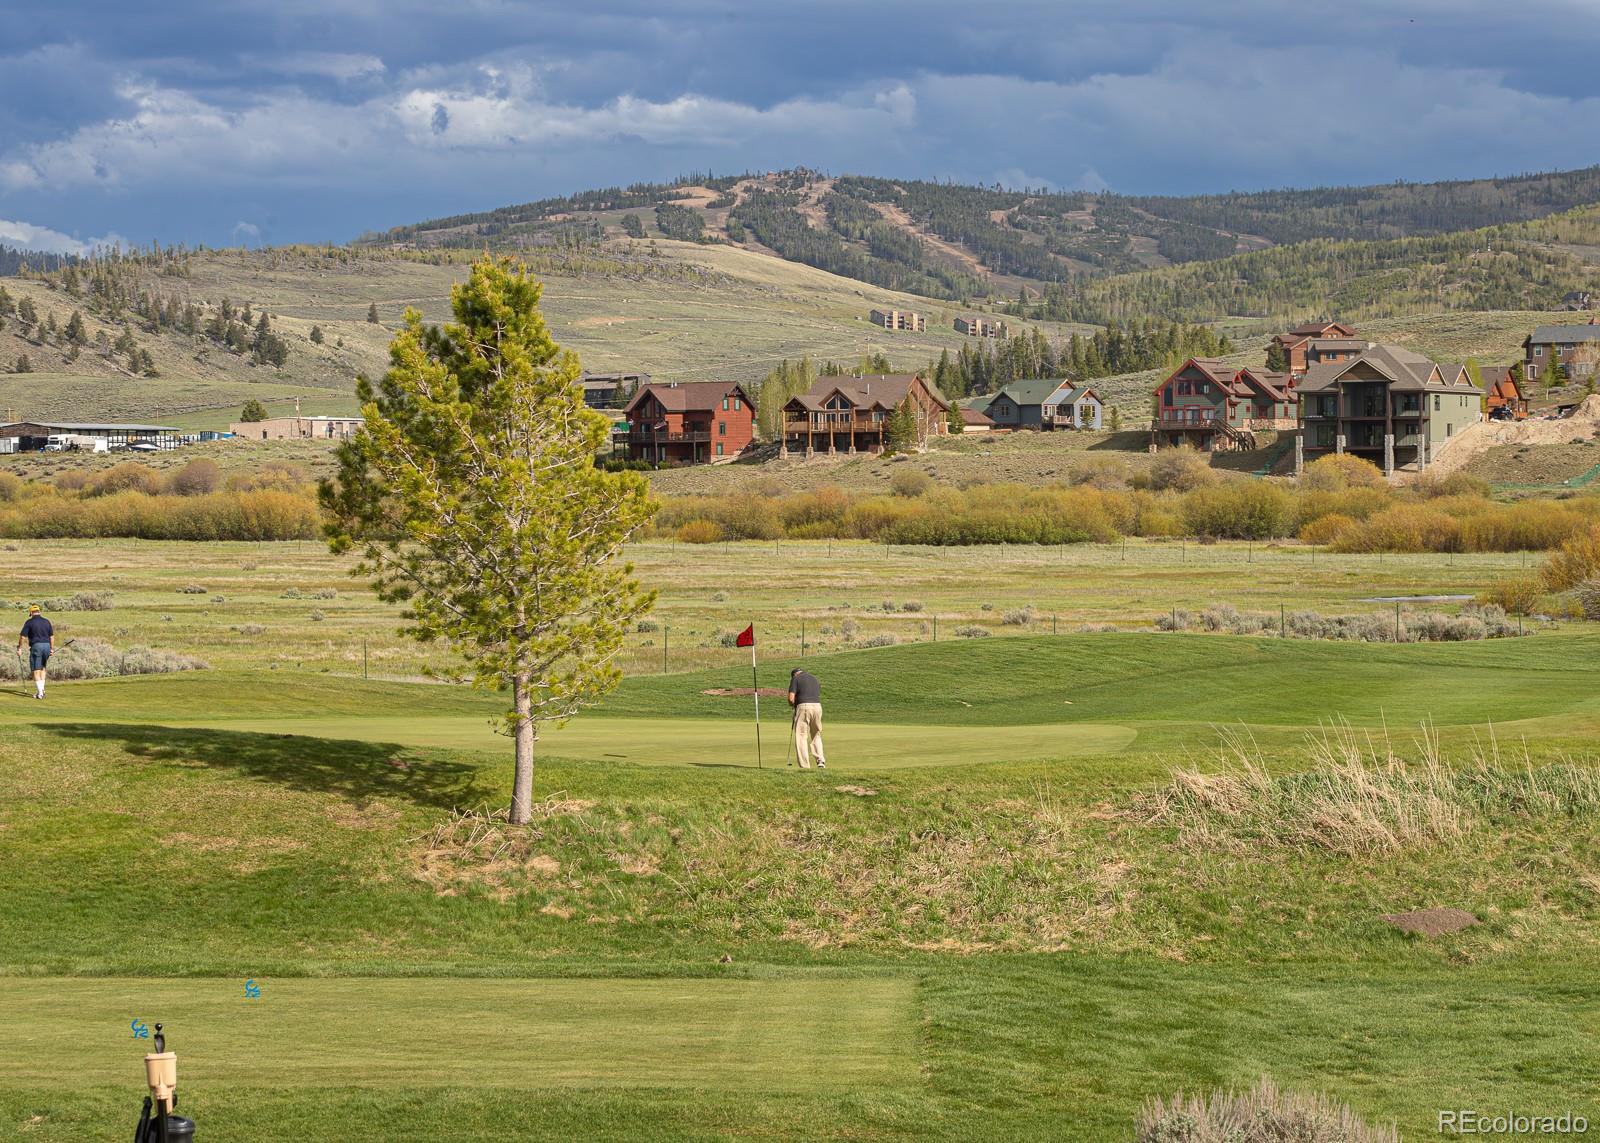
[1137, 723, 1600, 856]
[1137, 1076, 1398, 1143]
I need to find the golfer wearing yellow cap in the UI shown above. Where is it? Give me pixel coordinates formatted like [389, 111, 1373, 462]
[18, 604, 54, 700]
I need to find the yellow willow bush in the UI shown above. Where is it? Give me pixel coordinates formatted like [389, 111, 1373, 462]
[0, 488, 320, 540]
[1330, 503, 1463, 552]
[1544, 522, 1600, 590]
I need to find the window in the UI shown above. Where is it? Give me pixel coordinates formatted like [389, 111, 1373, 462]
[1433, 395, 1440, 412]
[1447, 424, 1453, 438]
[733, 398, 741, 411]
[1528, 363, 1538, 379]
[1534, 346, 1544, 357]
[722, 398, 729, 410]
[1163, 389, 1173, 407]
[716, 443, 724, 456]
[718, 421, 726, 436]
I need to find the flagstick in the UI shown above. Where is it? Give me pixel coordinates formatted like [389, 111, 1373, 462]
[750, 627, 762, 769]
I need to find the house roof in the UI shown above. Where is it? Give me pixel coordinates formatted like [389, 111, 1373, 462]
[989, 378, 1071, 407]
[1282, 320, 1356, 338]
[960, 406, 994, 426]
[786, 374, 950, 413]
[1480, 366, 1523, 403]
[1296, 344, 1482, 395]
[1059, 385, 1101, 404]
[1309, 338, 1368, 350]
[623, 381, 752, 416]
[1235, 367, 1294, 401]
[1161, 360, 1291, 401]
[0, 421, 179, 432]
[1526, 324, 1600, 345]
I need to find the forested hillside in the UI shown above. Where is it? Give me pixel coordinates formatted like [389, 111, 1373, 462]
[359, 166, 1600, 299]
[1059, 204, 1600, 325]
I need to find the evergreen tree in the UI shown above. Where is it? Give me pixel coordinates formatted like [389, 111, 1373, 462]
[1109, 406, 1121, 432]
[322, 256, 657, 825]
[1265, 339, 1290, 372]
[885, 397, 917, 454]
[0, 286, 15, 315]
[14, 353, 31, 373]
[309, 324, 325, 344]
[367, 302, 381, 324]
[64, 309, 87, 345]
[240, 399, 269, 422]
[17, 296, 37, 325]
[620, 214, 645, 239]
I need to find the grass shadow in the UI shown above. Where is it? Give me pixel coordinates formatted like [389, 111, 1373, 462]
[43, 722, 493, 810]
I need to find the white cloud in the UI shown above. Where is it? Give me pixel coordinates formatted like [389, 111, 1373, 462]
[0, 217, 122, 256]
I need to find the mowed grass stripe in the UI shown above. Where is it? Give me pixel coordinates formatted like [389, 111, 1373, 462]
[0, 977, 919, 1093]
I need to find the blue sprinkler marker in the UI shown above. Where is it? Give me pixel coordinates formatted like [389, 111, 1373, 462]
[244, 979, 261, 998]
[131, 1019, 149, 1039]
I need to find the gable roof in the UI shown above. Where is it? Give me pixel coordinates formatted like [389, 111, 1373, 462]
[786, 374, 950, 413]
[624, 381, 752, 416]
[960, 406, 994, 426]
[1526, 323, 1600, 345]
[1235, 367, 1294, 401]
[1059, 385, 1101, 404]
[1297, 344, 1482, 395]
[989, 378, 1072, 407]
[1281, 320, 1357, 340]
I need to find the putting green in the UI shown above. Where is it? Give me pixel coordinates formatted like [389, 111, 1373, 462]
[148, 715, 1138, 768]
[1, 977, 918, 1093]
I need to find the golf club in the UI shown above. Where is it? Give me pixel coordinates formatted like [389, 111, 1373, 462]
[785, 706, 795, 767]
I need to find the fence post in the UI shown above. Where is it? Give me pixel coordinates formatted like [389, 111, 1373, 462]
[801, 617, 806, 657]
[663, 626, 668, 674]
[1395, 600, 1401, 642]
[1280, 603, 1286, 639]
[363, 638, 368, 680]
[1053, 613, 1057, 635]
[933, 615, 938, 642]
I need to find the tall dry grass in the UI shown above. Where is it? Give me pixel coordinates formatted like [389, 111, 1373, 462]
[1136, 1076, 1398, 1143]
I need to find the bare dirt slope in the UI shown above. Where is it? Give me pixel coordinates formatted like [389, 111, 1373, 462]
[1423, 396, 1600, 478]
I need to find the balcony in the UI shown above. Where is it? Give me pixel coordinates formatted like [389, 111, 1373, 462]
[783, 414, 886, 433]
[616, 429, 711, 444]
[1153, 414, 1223, 429]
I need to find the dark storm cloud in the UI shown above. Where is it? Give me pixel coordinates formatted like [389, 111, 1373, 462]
[3, 0, 1599, 249]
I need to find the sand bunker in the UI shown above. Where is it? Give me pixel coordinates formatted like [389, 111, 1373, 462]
[703, 687, 786, 698]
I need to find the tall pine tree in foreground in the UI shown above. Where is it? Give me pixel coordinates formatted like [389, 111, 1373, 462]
[322, 256, 657, 823]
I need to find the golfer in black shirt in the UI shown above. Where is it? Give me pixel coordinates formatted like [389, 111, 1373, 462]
[788, 668, 826, 770]
[18, 605, 54, 700]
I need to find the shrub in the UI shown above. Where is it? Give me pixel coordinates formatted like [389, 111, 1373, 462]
[309, 610, 327, 622]
[1479, 575, 1543, 617]
[1544, 523, 1600, 590]
[1412, 470, 1491, 499]
[1143, 448, 1215, 492]
[857, 633, 898, 648]
[177, 584, 207, 594]
[1181, 481, 1293, 540]
[889, 468, 931, 498]
[953, 625, 990, 638]
[899, 600, 924, 612]
[1297, 512, 1355, 546]
[677, 519, 723, 544]
[1135, 1076, 1398, 1143]
[713, 494, 783, 540]
[167, 458, 223, 496]
[279, 587, 303, 599]
[635, 618, 660, 633]
[839, 619, 861, 640]
[308, 588, 337, 600]
[0, 637, 208, 680]
[1001, 606, 1035, 626]
[232, 624, 266, 636]
[1457, 501, 1586, 553]
[1300, 452, 1385, 491]
[86, 462, 163, 497]
[1332, 504, 1460, 553]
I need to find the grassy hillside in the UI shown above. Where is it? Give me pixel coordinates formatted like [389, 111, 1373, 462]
[0, 243, 1091, 429]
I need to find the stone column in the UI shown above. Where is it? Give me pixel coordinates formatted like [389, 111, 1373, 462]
[1335, 433, 1346, 455]
[1418, 437, 1428, 473]
[1294, 433, 1304, 476]
[1383, 433, 1394, 477]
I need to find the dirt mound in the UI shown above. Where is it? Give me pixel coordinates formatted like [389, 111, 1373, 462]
[702, 687, 786, 698]
[1381, 907, 1478, 937]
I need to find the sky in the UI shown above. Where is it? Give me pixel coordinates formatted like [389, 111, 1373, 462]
[3, 0, 1600, 254]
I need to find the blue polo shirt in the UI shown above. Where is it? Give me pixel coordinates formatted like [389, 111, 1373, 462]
[21, 615, 52, 643]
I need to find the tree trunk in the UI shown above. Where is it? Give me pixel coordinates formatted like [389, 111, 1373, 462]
[509, 672, 535, 825]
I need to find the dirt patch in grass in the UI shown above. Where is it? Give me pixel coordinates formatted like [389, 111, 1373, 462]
[703, 687, 786, 698]
[1381, 907, 1479, 937]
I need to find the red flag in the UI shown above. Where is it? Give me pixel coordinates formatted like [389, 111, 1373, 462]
[735, 624, 754, 648]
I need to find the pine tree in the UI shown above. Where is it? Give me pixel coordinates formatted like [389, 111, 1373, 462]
[1109, 406, 1121, 432]
[1265, 339, 1290, 372]
[367, 302, 380, 324]
[14, 353, 32, 373]
[322, 256, 657, 825]
[309, 324, 325, 344]
[240, 399, 269, 422]
[885, 397, 917, 454]
[17, 296, 37, 325]
[64, 309, 87, 345]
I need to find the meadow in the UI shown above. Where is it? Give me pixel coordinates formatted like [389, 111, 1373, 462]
[3, 537, 1600, 1139]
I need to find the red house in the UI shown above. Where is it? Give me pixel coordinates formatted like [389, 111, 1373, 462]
[1272, 321, 1361, 375]
[1151, 359, 1297, 451]
[616, 381, 757, 465]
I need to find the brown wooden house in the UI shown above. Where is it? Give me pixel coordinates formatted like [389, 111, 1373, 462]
[1481, 366, 1529, 420]
[616, 381, 757, 465]
[1272, 321, 1360, 375]
[781, 373, 951, 456]
[1151, 360, 1296, 451]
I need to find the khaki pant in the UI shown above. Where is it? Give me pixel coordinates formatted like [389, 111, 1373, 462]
[793, 702, 826, 769]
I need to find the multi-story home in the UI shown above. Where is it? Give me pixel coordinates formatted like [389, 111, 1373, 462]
[1271, 321, 1360, 375]
[1296, 344, 1481, 475]
[781, 373, 951, 456]
[616, 381, 757, 465]
[1522, 322, 1600, 382]
[1151, 360, 1296, 451]
[1481, 366, 1529, 420]
[983, 379, 1104, 430]
[869, 309, 925, 332]
[579, 371, 649, 410]
[955, 316, 1007, 338]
